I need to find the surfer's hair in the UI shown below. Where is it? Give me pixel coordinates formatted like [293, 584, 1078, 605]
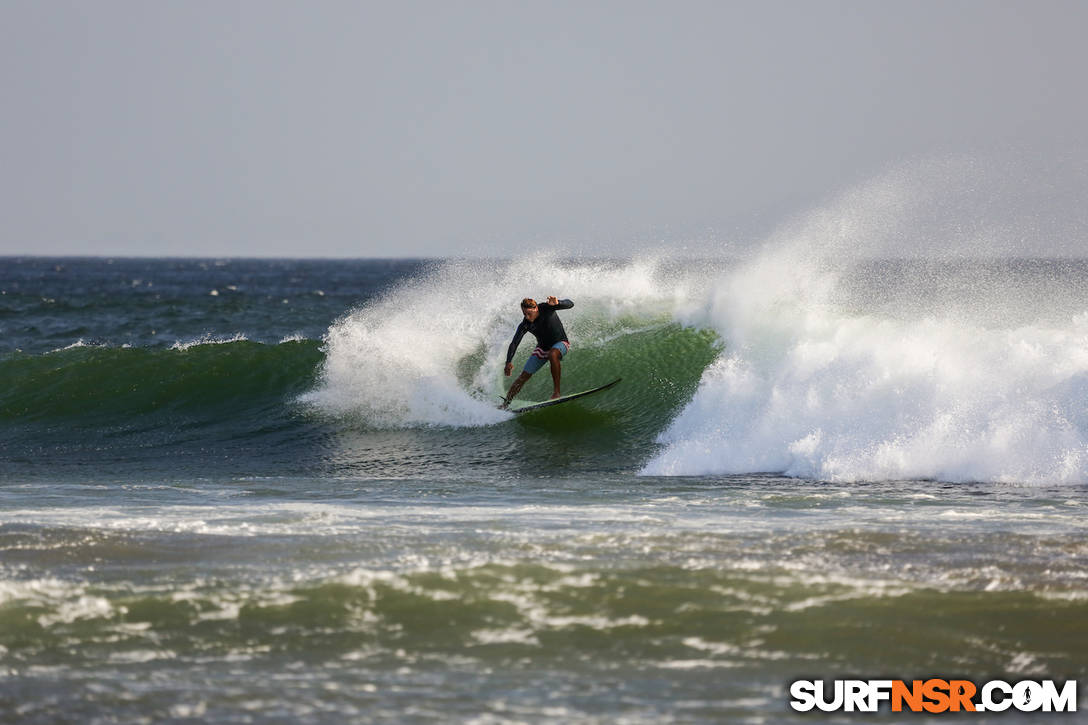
[520, 298, 537, 309]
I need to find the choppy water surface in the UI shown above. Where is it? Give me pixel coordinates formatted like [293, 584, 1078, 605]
[3, 256, 1087, 723]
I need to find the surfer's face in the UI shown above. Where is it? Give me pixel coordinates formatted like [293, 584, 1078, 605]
[521, 301, 539, 322]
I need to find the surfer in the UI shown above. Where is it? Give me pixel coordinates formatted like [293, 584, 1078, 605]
[502, 296, 573, 408]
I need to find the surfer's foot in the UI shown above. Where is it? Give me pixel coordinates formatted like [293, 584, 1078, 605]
[550, 391, 561, 399]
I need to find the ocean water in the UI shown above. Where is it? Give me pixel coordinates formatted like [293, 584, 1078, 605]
[2, 253, 1087, 723]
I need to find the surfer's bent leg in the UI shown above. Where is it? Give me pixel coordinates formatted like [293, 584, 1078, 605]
[548, 348, 562, 399]
[504, 371, 532, 408]
[505, 343, 568, 406]
[505, 350, 547, 407]
[547, 341, 569, 399]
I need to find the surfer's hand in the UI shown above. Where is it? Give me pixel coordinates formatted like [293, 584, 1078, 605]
[546, 296, 558, 306]
[504, 362, 513, 376]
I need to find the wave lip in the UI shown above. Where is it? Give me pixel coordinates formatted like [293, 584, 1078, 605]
[169, 332, 250, 351]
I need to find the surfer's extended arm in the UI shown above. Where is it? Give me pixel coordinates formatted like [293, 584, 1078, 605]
[505, 321, 529, 373]
[540, 296, 573, 311]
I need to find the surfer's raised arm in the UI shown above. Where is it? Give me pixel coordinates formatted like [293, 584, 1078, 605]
[541, 296, 573, 310]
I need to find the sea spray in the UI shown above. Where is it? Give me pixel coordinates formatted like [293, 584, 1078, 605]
[643, 309, 1088, 482]
[644, 163, 1088, 483]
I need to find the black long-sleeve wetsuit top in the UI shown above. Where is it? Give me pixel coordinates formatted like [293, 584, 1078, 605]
[505, 299, 573, 364]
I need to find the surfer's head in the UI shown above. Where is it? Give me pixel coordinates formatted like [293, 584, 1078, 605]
[520, 298, 539, 321]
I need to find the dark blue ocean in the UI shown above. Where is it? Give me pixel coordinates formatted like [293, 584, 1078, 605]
[2, 256, 1086, 723]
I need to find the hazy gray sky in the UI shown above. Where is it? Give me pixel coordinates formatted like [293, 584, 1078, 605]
[2, 0, 1086, 257]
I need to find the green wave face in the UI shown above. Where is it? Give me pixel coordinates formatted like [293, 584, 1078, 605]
[2, 325, 721, 478]
[318, 321, 722, 480]
[500, 323, 720, 452]
[2, 341, 324, 422]
[2, 341, 330, 479]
